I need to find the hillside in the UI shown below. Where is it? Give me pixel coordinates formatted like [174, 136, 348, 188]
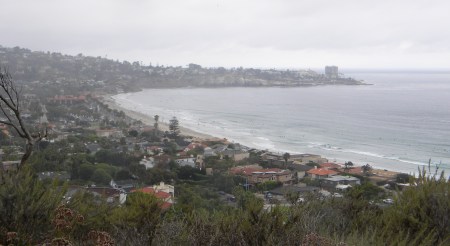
[0, 46, 364, 93]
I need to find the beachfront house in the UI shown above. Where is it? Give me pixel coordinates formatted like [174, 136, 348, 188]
[290, 154, 328, 165]
[319, 162, 342, 170]
[307, 168, 338, 179]
[230, 165, 294, 185]
[287, 163, 314, 179]
[222, 149, 250, 161]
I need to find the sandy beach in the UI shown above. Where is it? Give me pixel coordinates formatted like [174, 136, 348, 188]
[100, 95, 219, 141]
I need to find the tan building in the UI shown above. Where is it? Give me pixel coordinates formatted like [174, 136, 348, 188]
[230, 165, 293, 185]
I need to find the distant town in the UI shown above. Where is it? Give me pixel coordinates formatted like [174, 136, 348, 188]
[0, 45, 366, 95]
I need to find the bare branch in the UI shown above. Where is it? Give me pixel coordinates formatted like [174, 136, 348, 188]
[0, 67, 46, 167]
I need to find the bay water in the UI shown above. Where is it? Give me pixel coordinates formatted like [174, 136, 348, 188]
[113, 72, 450, 175]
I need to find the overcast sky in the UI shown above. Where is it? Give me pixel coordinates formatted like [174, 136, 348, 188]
[1, 0, 450, 69]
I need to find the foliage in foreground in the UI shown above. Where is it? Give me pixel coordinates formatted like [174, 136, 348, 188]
[0, 169, 449, 245]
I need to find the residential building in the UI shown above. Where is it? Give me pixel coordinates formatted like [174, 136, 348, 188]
[307, 168, 338, 179]
[48, 95, 86, 104]
[140, 156, 155, 169]
[132, 182, 175, 209]
[287, 163, 313, 179]
[230, 165, 294, 185]
[175, 157, 196, 167]
[38, 171, 70, 182]
[110, 179, 137, 192]
[222, 149, 250, 161]
[319, 162, 342, 170]
[322, 175, 361, 190]
[290, 154, 328, 165]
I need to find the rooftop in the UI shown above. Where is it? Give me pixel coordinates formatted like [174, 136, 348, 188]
[307, 168, 338, 176]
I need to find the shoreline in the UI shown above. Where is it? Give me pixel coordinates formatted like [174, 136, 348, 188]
[100, 95, 221, 141]
[100, 93, 406, 180]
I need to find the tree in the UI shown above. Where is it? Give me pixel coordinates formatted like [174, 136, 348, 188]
[361, 164, 372, 176]
[169, 117, 180, 138]
[0, 167, 66, 244]
[344, 161, 354, 172]
[0, 68, 47, 167]
[91, 169, 112, 185]
[128, 129, 138, 137]
[283, 152, 290, 169]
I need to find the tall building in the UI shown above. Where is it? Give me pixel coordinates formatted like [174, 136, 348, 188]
[325, 66, 338, 79]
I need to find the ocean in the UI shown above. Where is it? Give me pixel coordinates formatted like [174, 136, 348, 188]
[112, 72, 450, 176]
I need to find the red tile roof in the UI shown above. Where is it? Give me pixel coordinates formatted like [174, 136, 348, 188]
[307, 168, 338, 176]
[132, 187, 171, 199]
[320, 163, 342, 169]
[346, 167, 363, 175]
[184, 142, 206, 151]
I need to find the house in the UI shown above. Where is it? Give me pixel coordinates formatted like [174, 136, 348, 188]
[110, 179, 137, 192]
[260, 152, 287, 166]
[86, 186, 127, 204]
[287, 163, 313, 179]
[132, 185, 174, 208]
[290, 154, 328, 165]
[261, 152, 327, 167]
[210, 144, 228, 153]
[184, 142, 206, 152]
[196, 155, 205, 169]
[175, 157, 196, 168]
[321, 175, 361, 190]
[48, 95, 86, 104]
[307, 168, 338, 179]
[38, 171, 70, 182]
[154, 155, 171, 167]
[203, 147, 217, 157]
[230, 165, 294, 185]
[146, 146, 163, 155]
[319, 162, 342, 170]
[153, 181, 175, 198]
[222, 149, 250, 161]
[140, 156, 155, 169]
[229, 165, 263, 176]
[344, 166, 364, 175]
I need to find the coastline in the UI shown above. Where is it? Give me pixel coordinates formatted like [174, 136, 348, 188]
[100, 94, 220, 141]
[100, 93, 404, 180]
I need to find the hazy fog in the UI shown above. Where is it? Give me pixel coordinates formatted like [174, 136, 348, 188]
[1, 0, 449, 69]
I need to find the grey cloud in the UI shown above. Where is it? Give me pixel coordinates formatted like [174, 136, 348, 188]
[0, 0, 449, 69]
